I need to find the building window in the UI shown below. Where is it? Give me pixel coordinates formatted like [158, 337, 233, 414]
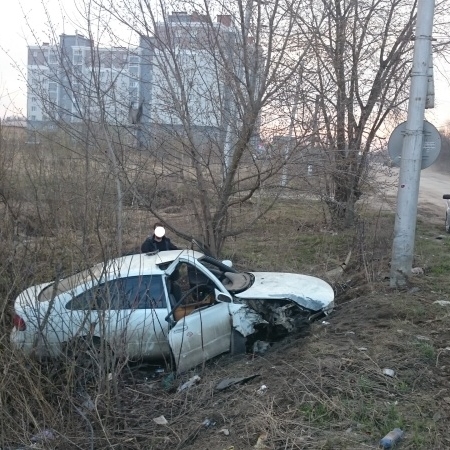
[32, 97, 36, 102]
[31, 106, 37, 111]
[31, 115, 36, 120]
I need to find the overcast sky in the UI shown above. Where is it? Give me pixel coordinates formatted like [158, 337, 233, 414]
[1, 0, 449, 130]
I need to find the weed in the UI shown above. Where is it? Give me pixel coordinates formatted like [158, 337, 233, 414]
[298, 401, 336, 425]
[414, 341, 435, 361]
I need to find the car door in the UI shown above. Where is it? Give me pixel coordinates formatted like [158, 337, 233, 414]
[105, 275, 171, 359]
[64, 275, 171, 360]
[168, 270, 233, 373]
[168, 297, 233, 373]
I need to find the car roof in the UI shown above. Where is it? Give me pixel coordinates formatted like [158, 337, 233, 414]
[109, 249, 205, 277]
[37, 249, 206, 302]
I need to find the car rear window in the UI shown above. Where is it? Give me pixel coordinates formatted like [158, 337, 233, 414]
[38, 262, 106, 302]
[65, 275, 166, 310]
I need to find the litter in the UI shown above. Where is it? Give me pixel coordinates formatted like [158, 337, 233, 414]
[256, 385, 268, 395]
[382, 368, 395, 378]
[254, 432, 268, 449]
[379, 428, 404, 449]
[153, 415, 168, 425]
[433, 300, 450, 306]
[177, 375, 201, 392]
[415, 335, 431, 341]
[202, 418, 216, 428]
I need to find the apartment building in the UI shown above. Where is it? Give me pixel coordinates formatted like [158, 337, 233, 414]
[27, 33, 139, 129]
[137, 11, 250, 150]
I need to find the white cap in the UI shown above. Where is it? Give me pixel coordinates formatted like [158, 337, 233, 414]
[154, 226, 166, 238]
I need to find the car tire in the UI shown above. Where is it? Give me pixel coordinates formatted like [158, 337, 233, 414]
[63, 337, 115, 386]
[230, 329, 247, 355]
[446, 212, 450, 233]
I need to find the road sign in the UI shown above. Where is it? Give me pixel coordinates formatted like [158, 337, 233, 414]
[388, 120, 441, 169]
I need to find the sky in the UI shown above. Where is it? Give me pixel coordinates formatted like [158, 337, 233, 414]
[0, 0, 77, 118]
[1, 0, 450, 130]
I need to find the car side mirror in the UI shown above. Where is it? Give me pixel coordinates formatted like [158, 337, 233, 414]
[443, 195, 450, 200]
[216, 289, 232, 303]
[221, 260, 233, 268]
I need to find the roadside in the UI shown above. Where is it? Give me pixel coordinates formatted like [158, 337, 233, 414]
[369, 164, 447, 226]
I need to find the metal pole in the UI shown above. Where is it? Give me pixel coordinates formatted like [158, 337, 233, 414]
[390, 0, 435, 287]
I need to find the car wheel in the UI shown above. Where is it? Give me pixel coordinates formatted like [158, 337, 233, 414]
[63, 337, 115, 386]
[230, 329, 247, 355]
[446, 212, 450, 234]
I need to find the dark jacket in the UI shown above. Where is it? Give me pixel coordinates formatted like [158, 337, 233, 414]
[141, 235, 178, 253]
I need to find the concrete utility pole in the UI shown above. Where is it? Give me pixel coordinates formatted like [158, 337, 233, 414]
[390, 0, 435, 287]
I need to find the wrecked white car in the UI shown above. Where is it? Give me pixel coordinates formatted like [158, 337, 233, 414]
[10, 250, 334, 373]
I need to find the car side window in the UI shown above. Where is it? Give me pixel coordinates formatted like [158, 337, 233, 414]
[119, 275, 166, 309]
[65, 285, 101, 310]
[66, 275, 166, 310]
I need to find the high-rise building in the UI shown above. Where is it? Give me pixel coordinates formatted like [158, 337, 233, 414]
[27, 33, 138, 130]
[138, 12, 244, 150]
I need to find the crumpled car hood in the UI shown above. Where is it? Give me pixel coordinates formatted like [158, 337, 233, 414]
[235, 272, 334, 311]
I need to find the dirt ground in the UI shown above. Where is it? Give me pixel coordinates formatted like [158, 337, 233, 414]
[101, 274, 450, 450]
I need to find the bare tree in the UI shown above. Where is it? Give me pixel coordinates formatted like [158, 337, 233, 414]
[92, 0, 314, 255]
[292, 0, 449, 226]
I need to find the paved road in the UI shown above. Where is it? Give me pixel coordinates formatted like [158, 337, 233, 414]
[419, 167, 450, 210]
[372, 164, 449, 225]
[369, 166, 450, 222]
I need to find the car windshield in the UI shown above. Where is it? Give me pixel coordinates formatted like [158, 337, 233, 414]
[38, 262, 106, 302]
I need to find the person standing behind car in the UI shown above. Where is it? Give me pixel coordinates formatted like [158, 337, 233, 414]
[141, 223, 179, 253]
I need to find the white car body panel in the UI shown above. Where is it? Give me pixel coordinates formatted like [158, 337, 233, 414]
[169, 302, 234, 373]
[235, 272, 335, 311]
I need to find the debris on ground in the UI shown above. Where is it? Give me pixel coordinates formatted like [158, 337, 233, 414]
[253, 340, 270, 355]
[256, 384, 268, 395]
[30, 428, 56, 443]
[177, 374, 201, 392]
[153, 415, 169, 425]
[201, 418, 216, 428]
[379, 428, 404, 449]
[215, 374, 260, 391]
[254, 432, 268, 449]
